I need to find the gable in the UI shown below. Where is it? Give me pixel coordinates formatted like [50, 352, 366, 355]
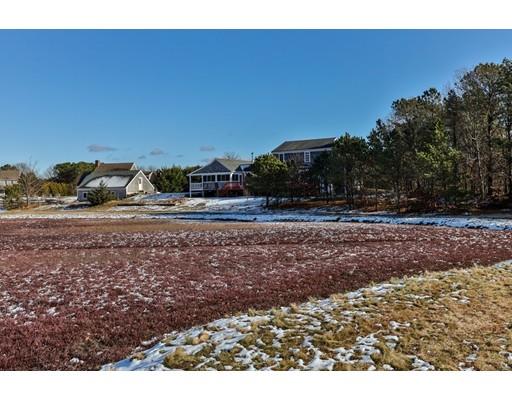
[125, 170, 155, 192]
[189, 159, 253, 175]
[189, 160, 231, 175]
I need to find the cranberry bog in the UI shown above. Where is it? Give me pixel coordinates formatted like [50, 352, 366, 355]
[1, 218, 512, 370]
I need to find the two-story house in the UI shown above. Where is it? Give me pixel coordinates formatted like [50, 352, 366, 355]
[271, 137, 336, 167]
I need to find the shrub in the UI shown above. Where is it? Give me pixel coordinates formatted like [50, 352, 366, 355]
[87, 182, 115, 206]
[41, 181, 72, 197]
[3, 184, 23, 209]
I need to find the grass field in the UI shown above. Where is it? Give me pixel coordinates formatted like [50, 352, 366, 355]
[1, 218, 512, 370]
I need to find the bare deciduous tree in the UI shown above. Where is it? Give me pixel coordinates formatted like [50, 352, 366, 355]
[16, 162, 42, 207]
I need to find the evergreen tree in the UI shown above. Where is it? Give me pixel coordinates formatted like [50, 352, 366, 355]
[87, 182, 115, 206]
[3, 184, 22, 209]
[417, 121, 460, 205]
[247, 154, 288, 207]
[153, 166, 188, 193]
[330, 133, 368, 207]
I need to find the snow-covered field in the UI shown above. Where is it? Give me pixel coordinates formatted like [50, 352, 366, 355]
[102, 260, 512, 371]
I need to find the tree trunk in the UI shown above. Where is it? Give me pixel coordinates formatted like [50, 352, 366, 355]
[507, 124, 512, 201]
[486, 114, 494, 198]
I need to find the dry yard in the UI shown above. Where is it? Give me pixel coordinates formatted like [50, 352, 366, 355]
[1, 218, 512, 370]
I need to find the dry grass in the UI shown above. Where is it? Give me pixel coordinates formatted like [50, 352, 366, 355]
[112, 262, 512, 371]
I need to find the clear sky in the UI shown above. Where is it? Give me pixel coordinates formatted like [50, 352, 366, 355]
[1, 30, 512, 171]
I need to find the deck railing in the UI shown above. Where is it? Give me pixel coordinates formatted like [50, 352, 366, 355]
[190, 181, 244, 191]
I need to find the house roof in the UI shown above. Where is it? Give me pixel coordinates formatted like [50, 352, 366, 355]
[95, 162, 137, 172]
[188, 158, 253, 175]
[271, 137, 336, 153]
[78, 170, 140, 189]
[0, 169, 21, 181]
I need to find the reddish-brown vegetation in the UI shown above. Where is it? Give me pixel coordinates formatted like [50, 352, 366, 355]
[1, 218, 512, 370]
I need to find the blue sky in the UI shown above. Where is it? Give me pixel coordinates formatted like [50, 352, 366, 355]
[1, 30, 512, 171]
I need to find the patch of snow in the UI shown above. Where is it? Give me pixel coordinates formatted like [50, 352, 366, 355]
[411, 356, 435, 371]
[46, 307, 58, 316]
[83, 176, 131, 188]
[389, 321, 411, 330]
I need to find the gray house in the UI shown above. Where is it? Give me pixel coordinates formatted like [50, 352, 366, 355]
[187, 158, 253, 197]
[0, 169, 21, 192]
[77, 161, 155, 201]
[271, 137, 336, 167]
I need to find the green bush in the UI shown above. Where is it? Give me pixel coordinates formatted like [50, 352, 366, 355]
[3, 184, 22, 209]
[87, 182, 115, 206]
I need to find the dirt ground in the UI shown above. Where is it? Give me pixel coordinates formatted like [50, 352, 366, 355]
[1, 218, 512, 370]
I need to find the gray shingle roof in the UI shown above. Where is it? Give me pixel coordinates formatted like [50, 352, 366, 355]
[0, 169, 21, 181]
[78, 170, 139, 188]
[272, 137, 336, 152]
[189, 159, 253, 175]
[95, 162, 136, 172]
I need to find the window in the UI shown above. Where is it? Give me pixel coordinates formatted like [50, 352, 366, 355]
[204, 175, 215, 182]
[217, 174, 230, 182]
[83, 192, 87, 198]
[231, 174, 240, 181]
[304, 151, 311, 163]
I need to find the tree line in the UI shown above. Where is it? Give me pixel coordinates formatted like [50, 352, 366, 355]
[249, 58, 512, 211]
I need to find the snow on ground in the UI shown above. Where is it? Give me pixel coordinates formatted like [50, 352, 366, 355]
[115, 196, 266, 213]
[129, 193, 187, 202]
[3, 208, 512, 231]
[2, 194, 512, 231]
[156, 212, 512, 231]
[102, 259, 512, 371]
[174, 196, 266, 212]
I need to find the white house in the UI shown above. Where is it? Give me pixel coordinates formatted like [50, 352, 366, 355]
[77, 161, 155, 201]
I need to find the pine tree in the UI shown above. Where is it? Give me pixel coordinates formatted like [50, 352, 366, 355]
[87, 182, 115, 206]
[247, 154, 288, 207]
